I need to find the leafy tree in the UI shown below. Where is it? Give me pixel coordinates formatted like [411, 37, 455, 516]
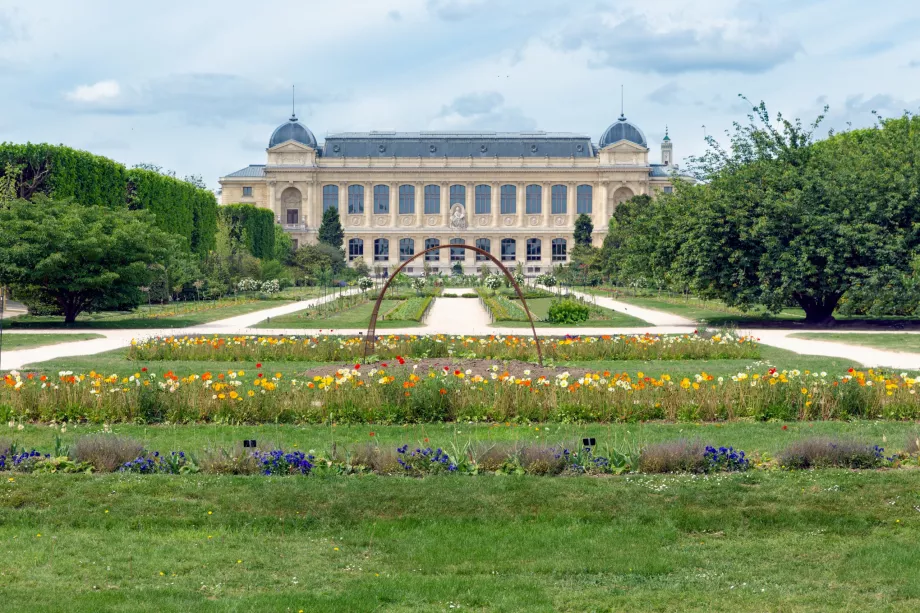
[352, 258, 370, 278]
[573, 213, 594, 247]
[0, 198, 172, 322]
[273, 225, 295, 265]
[318, 206, 344, 250]
[291, 243, 345, 283]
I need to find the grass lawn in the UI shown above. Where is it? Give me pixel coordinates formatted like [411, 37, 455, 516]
[255, 299, 423, 330]
[495, 297, 650, 328]
[2, 470, 919, 612]
[3, 300, 293, 330]
[1, 333, 104, 350]
[790, 332, 920, 354]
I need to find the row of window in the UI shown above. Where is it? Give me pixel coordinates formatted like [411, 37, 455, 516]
[348, 238, 568, 262]
[323, 184, 594, 216]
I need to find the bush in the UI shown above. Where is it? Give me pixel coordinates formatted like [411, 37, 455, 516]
[71, 435, 144, 472]
[547, 299, 590, 324]
[198, 446, 263, 475]
[639, 440, 708, 473]
[778, 438, 892, 469]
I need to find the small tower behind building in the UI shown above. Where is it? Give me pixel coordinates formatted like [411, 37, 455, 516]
[661, 126, 673, 166]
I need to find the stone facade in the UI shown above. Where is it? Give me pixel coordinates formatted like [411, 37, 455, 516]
[219, 115, 687, 275]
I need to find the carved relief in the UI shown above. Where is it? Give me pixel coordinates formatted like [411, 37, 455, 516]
[554, 216, 566, 226]
[426, 216, 439, 226]
[528, 216, 540, 226]
[349, 216, 362, 226]
[503, 217, 514, 226]
[448, 204, 468, 230]
[400, 216, 414, 226]
[375, 216, 389, 226]
[477, 216, 489, 227]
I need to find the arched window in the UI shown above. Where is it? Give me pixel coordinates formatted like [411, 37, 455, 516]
[552, 238, 567, 262]
[475, 238, 490, 261]
[424, 238, 440, 261]
[398, 185, 415, 214]
[525, 184, 542, 215]
[450, 238, 465, 261]
[399, 238, 414, 261]
[475, 185, 491, 215]
[348, 238, 364, 261]
[322, 185, 339, 212]
[551, 185, 567, 215]
[526, 238, 542, 261]
[576, 184, 593, 214]
[281, 187, 302, 225]
[373, 185, 390, 214]
[500, 185, 516, 215]
[424, 184, 440, 215]
[500, 238, 516, 262]
[347, 185, 364, 214]
[374, 238, 389, 262]
[450, 185, 466, 205]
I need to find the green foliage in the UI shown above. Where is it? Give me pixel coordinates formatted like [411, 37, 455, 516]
[382, 296, 432, 321]
[547, 299, 590, 324]
[318, 206, 344, 249]
[218, 204, 275, 260]
[573, 213, 593, 247]
[273, 225, 295, 265]
[0, 198, 173, 322]
[291, 243, 346, 284]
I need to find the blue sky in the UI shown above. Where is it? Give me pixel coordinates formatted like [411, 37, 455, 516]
[1, 0, 918, 189]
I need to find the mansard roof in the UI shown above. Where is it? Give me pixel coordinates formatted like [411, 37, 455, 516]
[320, 131, 595, 158]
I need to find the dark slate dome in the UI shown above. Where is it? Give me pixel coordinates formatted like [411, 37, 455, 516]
[599, 114, 647, 148]
[269, 114, 317, 148]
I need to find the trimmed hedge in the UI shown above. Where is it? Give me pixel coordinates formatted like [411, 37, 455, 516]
[219, 203, 276, 260]
[0, 143, 217, 256]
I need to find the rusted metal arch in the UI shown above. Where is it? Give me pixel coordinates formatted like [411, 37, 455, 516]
[363, 243, 544, 365]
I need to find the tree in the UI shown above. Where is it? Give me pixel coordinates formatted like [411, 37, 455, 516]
[291, 243, 346, 283]
[273, 225, 295, 265]
[573, 213, 593, 247]
[318, 206, 344, 250]
[0, 198, 172, 323]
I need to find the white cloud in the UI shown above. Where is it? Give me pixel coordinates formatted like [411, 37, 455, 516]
[65, 80, 120, 103]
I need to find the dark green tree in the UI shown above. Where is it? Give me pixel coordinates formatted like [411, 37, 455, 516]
[573, 213, 593, 247]
[318, 206, 344, 250]
[0, 197, 172, 322]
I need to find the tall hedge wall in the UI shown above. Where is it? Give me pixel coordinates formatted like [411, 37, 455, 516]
[219, 204, 276, 260]
[0, 142, 217, 256]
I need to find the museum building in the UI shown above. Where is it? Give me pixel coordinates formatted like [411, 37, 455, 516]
[219, 111, 687, 275]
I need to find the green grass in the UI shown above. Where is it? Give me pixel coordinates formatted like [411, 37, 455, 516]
[2, 470, 919, 611]
[255, 299, 423, 330]
[790, 332, 920, 353]
[495, 297, 650, 328]
[0, 333, 104, 350]
[3, 300, 293, 330]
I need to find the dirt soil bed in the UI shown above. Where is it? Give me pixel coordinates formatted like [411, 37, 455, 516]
[301, 357, 596, 380]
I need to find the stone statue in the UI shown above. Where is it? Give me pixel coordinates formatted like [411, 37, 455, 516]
[449, 203, 467, 230]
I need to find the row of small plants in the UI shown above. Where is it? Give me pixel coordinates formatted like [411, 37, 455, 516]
[477, 290, 530, 321]
[381, 296, 433, 321]
[126, 332, 760, 362]
[0, 435, 910, 476]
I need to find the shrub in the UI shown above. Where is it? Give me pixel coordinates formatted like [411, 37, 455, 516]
[778, 438, 892, 469]
[484, 275, 502, 290]
[357, 277, 374, 291]
[119, 450, 196, 474]
[547, 299, 590, 324]
[396, 445, 457, 475]
[0, 449, 46, 472]
[0, 437, 11, 456]
[252, 449, 315, 475]
[906, 433, 920, 455]
[71, 435, 144, 472]
[703, 446, 750, 472]
[639, 440, 708, 473]
[517, 445, 566, 476]
[198, 446, 262, 475]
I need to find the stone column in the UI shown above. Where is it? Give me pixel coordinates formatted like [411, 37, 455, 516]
[441, 182, 449, 228]
[542, 182, 550, 227]
[389, 182, 398, 228]
[364, 182, 372, 227]
[491, 182, 499, 228]
[267, 181, 277, 222]
[415, 182, 424, 227]
[567, 182, 576, 227]
[516, 183, 525, 228]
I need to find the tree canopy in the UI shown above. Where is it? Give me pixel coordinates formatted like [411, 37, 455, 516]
[318, 206, 344, 250]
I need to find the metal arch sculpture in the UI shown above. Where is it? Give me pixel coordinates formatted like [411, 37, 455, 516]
[363, 244, 544, 365]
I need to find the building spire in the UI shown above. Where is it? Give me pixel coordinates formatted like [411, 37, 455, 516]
[619, 85, 625, 119]
[290, 85, 297, 121]
[663, 125, 670, 141]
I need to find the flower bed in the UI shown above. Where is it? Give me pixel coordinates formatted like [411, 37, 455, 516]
[127, 332, 760, 362]
[2, 366, 919, 424]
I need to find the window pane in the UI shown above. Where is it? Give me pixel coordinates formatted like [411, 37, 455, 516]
[424, 185, 440, 215]
[450, 184, 466, 205]
[576, 184, 593, 214]
[450, 238, 464, 261]
[374, 185, 389, 214]
[286, 209, 299, 224]
[526, 238, 541, 261]
[323, 185, 339, 212]
[242, 186, 253, 197]
[525, 184, 541, 215]
[551, 184, 567, 215]
[500, 238, 516, 261]
[348, 238, 364, 260]
[374, 238, 389, 261]
[552, 238, 567, 261]
[500, 185, 516, 215]
[474, 185, 491, 215]
[425, 238, 440, 261]
[399, 185, 415, 214]
[348, 185, 364, 214]
[399, 238, 414, 261]
[475, 238, 490, 261]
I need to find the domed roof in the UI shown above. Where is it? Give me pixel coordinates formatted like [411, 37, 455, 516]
[599, 114, 647, 148]
[269, 114, 317, 149]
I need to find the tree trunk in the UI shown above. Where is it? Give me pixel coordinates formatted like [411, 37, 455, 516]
[796, 293, 841, 326]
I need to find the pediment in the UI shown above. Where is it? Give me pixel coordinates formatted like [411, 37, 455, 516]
[600, 140, 648, 152]
[268, 140, 315, 153]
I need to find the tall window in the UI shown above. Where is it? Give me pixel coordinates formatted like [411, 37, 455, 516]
[525, 184, 542, 215]
[373, 185, 389, 214]
[474, 185, 491, 215]
[475, 238, 490, 261]
[551, 184, 567, 215]
[424, 184, 440, 215]
[242, 186, 253, 197]
[450, 184, 466, 206]
[286, 209, 299, 224]
[374, 238, 389, 262]
[424, 238, 440, 261]
[526, 238, 542, 261]
[323, 185, 339, 212]
[450, 238, 465, 262]
[552, 238, 567, 262]
[348, 185, 364, 214]
[399, 238, 414, 261]
[663, 186, 674, 194]
[399, 185, 415, 214]
[576, 184, 593, 214]
[500, 238, 516, 262]
[500, 185, 516, 215]
[348, 238, 364, 261]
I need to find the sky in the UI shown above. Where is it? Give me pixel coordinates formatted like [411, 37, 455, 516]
[1, 0, 919, 190]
